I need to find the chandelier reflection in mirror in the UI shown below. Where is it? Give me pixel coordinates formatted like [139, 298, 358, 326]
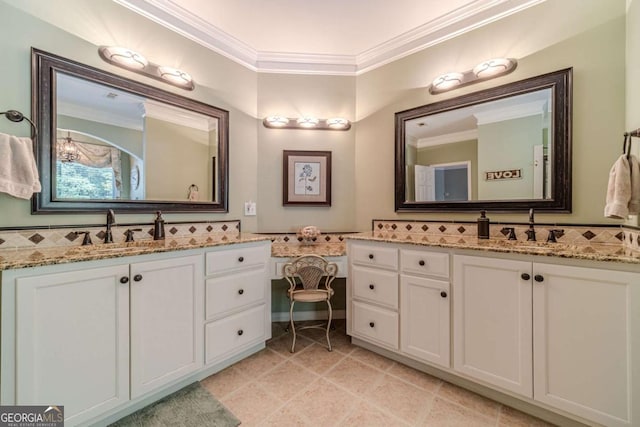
[57, 132, 81, 163]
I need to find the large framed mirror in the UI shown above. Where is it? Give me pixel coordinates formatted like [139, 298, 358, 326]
[31, 48, 229, 213]
[395, 68, 572, 212]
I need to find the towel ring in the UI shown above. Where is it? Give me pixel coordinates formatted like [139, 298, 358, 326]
[0, 110, 38, 140]
[623, 134, 631, 159]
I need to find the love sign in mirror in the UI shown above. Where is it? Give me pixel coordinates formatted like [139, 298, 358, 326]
[32, 48, 229, 213]
[395, 68, 572, 212]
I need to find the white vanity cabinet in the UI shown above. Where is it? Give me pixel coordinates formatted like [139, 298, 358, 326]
[453, 254, 638, 427]
[1, 252, 203, 426]
[348, 242, 399, 350]
[453, 255, 533, 396]
[129, 255, 203, 398]
[400, 248, 450, 368]
[8, 264, 130, 426]
[0, 239, 271, 427]
[203, 242, 271, 366]
[347, 241, 451, 365]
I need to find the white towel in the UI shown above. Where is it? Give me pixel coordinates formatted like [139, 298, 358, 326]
[0, 133, 41, 200]
[629, 154, 640, 214]
[604, 154, 631, 219]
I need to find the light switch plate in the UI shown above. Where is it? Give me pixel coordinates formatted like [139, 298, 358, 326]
[244, 201, 256, 216]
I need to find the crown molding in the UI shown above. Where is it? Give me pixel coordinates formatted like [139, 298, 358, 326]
[143, 99, 217, 132]
[473, 99, 547, 125]
[115, 0, 545, 76]
[416, 129, 479, 149]
[57, 100, 144, 131]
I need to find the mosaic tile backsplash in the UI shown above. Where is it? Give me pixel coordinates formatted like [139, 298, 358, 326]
[0, 220, 240, 250]
[372, 220, 627, 246]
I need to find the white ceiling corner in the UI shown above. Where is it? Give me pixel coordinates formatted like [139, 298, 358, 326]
[114, 0, 546, 76]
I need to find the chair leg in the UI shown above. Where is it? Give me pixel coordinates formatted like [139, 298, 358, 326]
[325, 300, 333, 352]
[289, 300, 297, 353]
[284, 299, 291, 332]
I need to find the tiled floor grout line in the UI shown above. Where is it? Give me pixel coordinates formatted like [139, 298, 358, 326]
[206, 323, 554, 426]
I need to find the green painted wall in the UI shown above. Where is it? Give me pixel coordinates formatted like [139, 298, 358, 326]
[355, 0, 627, 227]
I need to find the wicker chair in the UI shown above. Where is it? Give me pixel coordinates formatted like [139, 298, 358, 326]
[283, 255, 338, 352]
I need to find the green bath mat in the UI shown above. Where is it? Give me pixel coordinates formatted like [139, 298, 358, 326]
[110, 382, 240, 427]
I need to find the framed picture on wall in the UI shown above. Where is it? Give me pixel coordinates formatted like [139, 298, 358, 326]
[283, 150, 331, 206]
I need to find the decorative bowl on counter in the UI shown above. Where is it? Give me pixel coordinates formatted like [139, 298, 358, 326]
[297, 226, 321, 245]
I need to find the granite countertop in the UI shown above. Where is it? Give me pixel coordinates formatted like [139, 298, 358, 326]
[270, 242, 347, 258]
[0, 233, 271, 271]
[346, 232, 640, 265]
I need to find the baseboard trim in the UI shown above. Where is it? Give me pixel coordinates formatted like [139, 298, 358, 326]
[272, 309, 346, 322]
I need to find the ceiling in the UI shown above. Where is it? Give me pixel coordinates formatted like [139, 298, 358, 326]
[115, 0, 545, 75]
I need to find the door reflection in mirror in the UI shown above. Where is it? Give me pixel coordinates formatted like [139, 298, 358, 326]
[405, 88, 552, 203]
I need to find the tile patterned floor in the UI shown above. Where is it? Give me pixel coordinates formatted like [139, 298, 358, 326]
[201, 321, 554, 427]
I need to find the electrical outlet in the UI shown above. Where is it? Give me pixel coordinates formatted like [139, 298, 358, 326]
[244, 201, 256, 216]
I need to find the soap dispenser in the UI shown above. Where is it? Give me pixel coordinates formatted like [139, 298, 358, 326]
[477, 210, 490, 239]
[153, 211, 165, 240]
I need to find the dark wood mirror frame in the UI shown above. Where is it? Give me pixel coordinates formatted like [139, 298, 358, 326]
[395, 68, 572, 212]
[31, 48, 229, 213]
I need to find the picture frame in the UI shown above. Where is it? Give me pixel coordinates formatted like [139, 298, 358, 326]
[283, 150, 332, 206]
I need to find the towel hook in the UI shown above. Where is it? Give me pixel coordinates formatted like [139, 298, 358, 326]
[0, 110, 38, 140]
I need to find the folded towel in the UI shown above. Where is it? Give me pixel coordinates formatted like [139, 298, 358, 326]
[629, 154, 640, 214]
[604, 154, 631, 219]
[0, 132, 41, 200]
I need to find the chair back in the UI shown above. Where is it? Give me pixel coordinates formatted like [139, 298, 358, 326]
[283, 255, 338, 292]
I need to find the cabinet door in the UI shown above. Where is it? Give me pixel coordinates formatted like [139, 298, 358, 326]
[130, 255, 203, 398]
[15, 264, 130, 426]
[533, 263, 636, 427]
[453, 255, 533, 397]
[400, 275, 450, 368]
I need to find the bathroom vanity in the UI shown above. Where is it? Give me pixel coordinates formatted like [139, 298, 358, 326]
[0, 235, 271, 426]
[346, 234, 640, 427]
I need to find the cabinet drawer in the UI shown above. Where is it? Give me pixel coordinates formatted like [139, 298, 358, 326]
[351, 301, 398, 349]
[350, 244, 398, 270]
[206, 269, 266, 319]
[205, 305, 266, 364]
[352, 266, 398, 309]
[401, 249, 449, 279]
[206, 245, 266, 276]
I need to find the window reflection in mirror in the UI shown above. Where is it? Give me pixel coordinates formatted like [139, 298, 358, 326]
[55, 73, 218, 203]
[405, 88, 552, 203]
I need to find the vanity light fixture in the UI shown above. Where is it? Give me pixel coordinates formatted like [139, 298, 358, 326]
[98, 46, 194, 91]
[265, 115, 290, 127]
[297, 117, 320, 128]
[431, 72, 465, 92]
[157, 66, 192, 88]
[429, 58, 517, 95]
[473, 58, 517, 79]
[326, 117, 350, 129]
[99, 46, 148, 69]
[262, 116, 351, 131]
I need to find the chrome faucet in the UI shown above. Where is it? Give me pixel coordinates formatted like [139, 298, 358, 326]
[104, 209, 115, 244]
[525, 208, 536, 241]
